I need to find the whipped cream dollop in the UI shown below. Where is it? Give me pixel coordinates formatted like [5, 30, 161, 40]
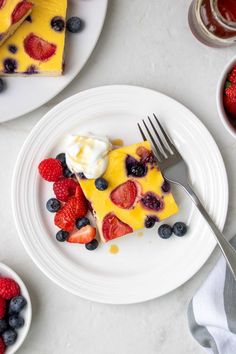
[65, 134, 112, 179]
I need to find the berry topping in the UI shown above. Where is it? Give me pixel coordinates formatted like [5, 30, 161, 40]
[125, 155, 147, 178]
[173, 222, 187, 237]
[8, 45, 17, 54]
[0, 279, 20, 300]
[95, 178, 108, 191]
[11, 1, 33, 24]
[224, 82, 236, 117]
[25, 65, 38, 74]
[141, 192, 163, 211]
[145, 215, 158, 228]
[76, 216, 90, 229]
[46, 198, 61, 213]
[228, 66, 236, 84]
[66, 17, 83, 33]
[67, 225, 96, 244]
[53, 178, 77, 202]
[3, 58, 17, 73]
[8, 315, 24, 329]
[56, 230, 69, 242]
[2, 329, 17, 346]
[38, 158, 63, 182]
[9, 296, 27, 313]
[24, 33, 57, 61]
[158, 224, 172, 239]
[56, 153, 66, 167]
[0, 320, 7, 335]
[0, 337, 5, 354]
[85, 239, 99, 251]
[136, 146, 155, 164]
[102, 213, 133, 241]
[161, 180, 171, 193]
[110, 180, 138, 209]
[0, 0, 5, 9]
[0, 298, 6, 320]
[51, 16, 65, 32]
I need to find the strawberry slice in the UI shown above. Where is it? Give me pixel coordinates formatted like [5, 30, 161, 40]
[11, 1, 33, 24]
[67, 225, 96, 244]
[24, 33, 57, 61]
[0, 0, 6, 9]
[54, 203, 75, 232]
[110, 180, 137, 209]
[102, 213, 133, 241]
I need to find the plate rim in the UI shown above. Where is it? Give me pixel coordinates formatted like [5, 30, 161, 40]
[1, 0, 108, 122]
[11, 84, 229, 304]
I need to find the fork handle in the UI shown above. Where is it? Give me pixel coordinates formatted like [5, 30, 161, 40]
[183, 184, 236, 281]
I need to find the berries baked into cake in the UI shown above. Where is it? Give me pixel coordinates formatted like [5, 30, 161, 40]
[77, 140, 179, 242]
[0, 0, 67, 75]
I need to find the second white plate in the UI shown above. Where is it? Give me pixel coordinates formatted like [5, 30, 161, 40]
[12, 85, 228, 304]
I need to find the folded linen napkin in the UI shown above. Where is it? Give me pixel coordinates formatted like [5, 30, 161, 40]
[188, 237, 236, 354]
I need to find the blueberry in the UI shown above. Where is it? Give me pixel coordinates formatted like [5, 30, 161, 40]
[161, 180, 171, 193]
[9, 296, 27, 313]
[66, 17, 83, 33]
[2, 329, 17, 346]
[56, 230, 69, 242]
[78, 172, 86, 179]
[85, 239, 98, 251]
[8, 315, 24, 329]
[63, 167, 74, 178]
[76, 217, 90, 229]
[0, 320, 7, 335]
[4, 58, 17, 73]
[130, 163, 147, 177]
[0, 78, 5, 93]
[173, 222, 187, 237]
[51, 16, 65, 32]
[46, 198, 61, 213]
[25, 65, 38, 75]
[141, 192, 163, 211]
[158, 224, 172, 239]
[145, 216, 157, 229]
[56, 152, 66, 165]
[95, 177, 108, 191]
[8, 45, 17, 54]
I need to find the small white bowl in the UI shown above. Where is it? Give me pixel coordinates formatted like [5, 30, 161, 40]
[0, 263, 32, 354]
[217, 55, 236, 139]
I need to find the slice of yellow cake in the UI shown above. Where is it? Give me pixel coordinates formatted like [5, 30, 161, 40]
[0, 0, 33, 47]
[79, 141, 179, 242]
[0, 0, 67, 75]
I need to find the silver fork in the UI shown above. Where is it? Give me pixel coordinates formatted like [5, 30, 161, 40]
[138, 114, 236, 280]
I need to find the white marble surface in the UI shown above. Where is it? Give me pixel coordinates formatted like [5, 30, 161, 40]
[1, 1, 236, 353]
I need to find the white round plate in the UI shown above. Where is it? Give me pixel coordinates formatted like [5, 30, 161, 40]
[0, 262, 32, 354]
[0, 0, 107, 122]
[12, 85, 228, 304]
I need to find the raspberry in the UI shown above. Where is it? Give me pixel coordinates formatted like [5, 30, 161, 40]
[0, 278, 20, 300]
[0, 298, 6, 320]
[38, 158, 62, 182]
[53, 178, 77, 202]
[0, 337, 5, 354]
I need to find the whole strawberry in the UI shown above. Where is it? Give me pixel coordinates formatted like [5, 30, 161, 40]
[0, 278, 20, 300]
[53, 178, 78, 202]
[38, 158, 63, 182]
[0, 337, 5, 354]
[228, 66, 236, 84]
[0, 298, 6, 320]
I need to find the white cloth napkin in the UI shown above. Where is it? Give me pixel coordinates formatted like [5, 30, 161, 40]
[188, 237, 236, 354]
